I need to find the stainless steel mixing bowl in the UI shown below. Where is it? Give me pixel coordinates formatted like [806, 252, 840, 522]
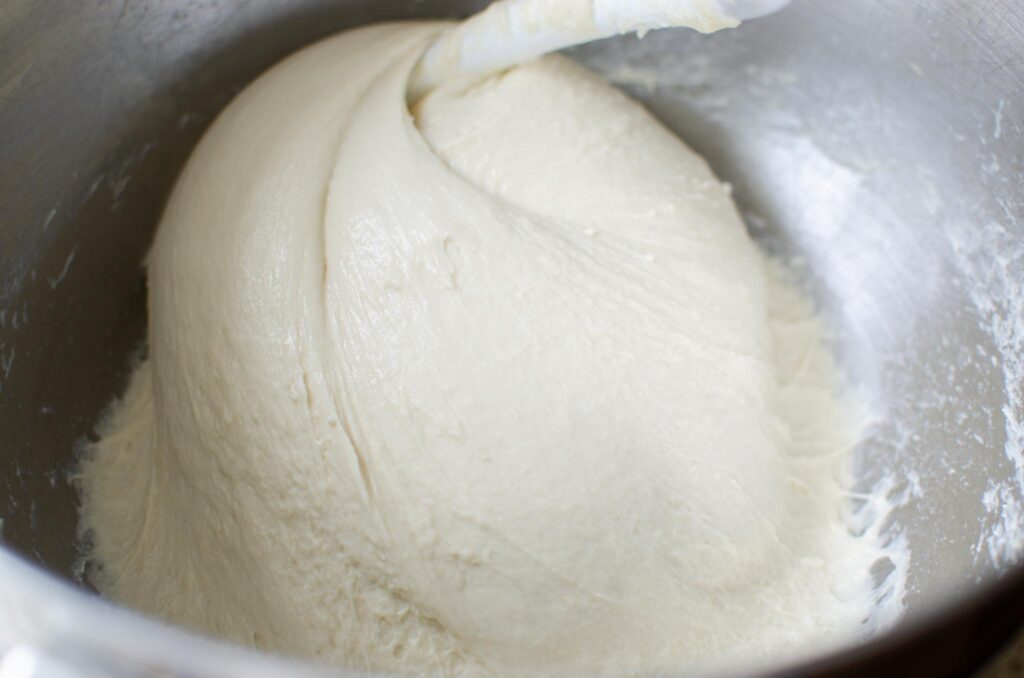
[1, 0, 1023, 675]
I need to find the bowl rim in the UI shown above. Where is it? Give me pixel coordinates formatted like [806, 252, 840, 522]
[2, 544, 1022, 676]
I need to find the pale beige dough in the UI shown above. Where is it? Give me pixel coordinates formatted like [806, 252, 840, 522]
[79, 21, 887, 677]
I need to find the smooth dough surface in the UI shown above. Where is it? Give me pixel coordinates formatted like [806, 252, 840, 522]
[79, 22, 886, 676]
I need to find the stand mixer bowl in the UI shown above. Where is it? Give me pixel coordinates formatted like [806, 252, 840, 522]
[1, 0, 1023, 675]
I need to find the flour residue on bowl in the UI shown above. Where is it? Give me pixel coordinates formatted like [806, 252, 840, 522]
[951, 216, 1024, 569]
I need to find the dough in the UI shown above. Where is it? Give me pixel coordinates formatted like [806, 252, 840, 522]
[78, 21, 886, 676]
